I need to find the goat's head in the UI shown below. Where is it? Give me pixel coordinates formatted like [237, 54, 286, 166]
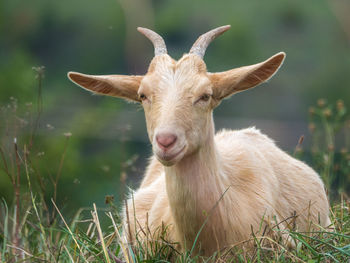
[68, 26, 285, 166]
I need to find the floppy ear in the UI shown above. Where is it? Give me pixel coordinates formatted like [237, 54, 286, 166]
[67, 72, 143, 102]
[209, 52, 285, 100]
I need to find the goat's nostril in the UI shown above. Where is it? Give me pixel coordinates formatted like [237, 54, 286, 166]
[156, 133, 177, 149]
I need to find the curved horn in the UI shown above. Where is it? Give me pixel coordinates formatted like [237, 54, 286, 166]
[189, 25, 231, 58]
[137, 27, 167, 56]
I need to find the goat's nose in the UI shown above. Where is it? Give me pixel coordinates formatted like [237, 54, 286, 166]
[156, 133, 177, 150]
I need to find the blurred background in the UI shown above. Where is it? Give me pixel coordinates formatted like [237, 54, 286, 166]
[1, 0, 350, 212]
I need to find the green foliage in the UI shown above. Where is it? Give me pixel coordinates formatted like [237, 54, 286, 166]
[0, 67, 136, 212]
[294, 99, 350, 201]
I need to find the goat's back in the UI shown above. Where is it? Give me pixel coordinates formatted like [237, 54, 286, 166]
[215, 127, 330, 230]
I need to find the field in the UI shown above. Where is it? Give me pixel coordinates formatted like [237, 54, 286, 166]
[0, 70, 350, 262]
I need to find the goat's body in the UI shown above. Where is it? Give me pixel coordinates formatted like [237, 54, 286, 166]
[126, 127, 330, 255]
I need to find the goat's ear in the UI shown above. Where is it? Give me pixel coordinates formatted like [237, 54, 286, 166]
[67, 72, 143, 102]
[209, 52, 285, 100]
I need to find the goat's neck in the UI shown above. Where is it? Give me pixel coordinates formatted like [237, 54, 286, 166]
[164, 119, 226, 247]
[165, 135, 221, 190]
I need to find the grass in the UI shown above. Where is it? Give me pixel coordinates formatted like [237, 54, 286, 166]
[0, 69, 350, 262]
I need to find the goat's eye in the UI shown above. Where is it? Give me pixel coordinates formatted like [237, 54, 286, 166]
[194, 94, 211, 105]
[196, 94, 211, 103]
[139, 93, 147, 101]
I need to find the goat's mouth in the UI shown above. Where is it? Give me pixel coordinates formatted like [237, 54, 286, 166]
[156, 145, 186, 166]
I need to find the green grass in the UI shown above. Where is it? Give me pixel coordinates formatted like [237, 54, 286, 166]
[0, 192, 349, 262]
[0, 70, 350, 262]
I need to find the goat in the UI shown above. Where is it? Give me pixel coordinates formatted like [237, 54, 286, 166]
[68, 25, 331, 256]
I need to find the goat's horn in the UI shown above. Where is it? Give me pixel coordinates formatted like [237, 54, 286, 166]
[137, 27, 167, 56]
[189, 25, 231, 59]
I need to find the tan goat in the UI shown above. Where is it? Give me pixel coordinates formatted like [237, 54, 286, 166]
[68, 25, 331, 256]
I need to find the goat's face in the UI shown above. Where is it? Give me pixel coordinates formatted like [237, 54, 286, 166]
[139, 55, 215, 165]
[68, 26, 285, 166]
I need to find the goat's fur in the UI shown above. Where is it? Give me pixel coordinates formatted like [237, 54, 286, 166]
[68, 26, 331, 256]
